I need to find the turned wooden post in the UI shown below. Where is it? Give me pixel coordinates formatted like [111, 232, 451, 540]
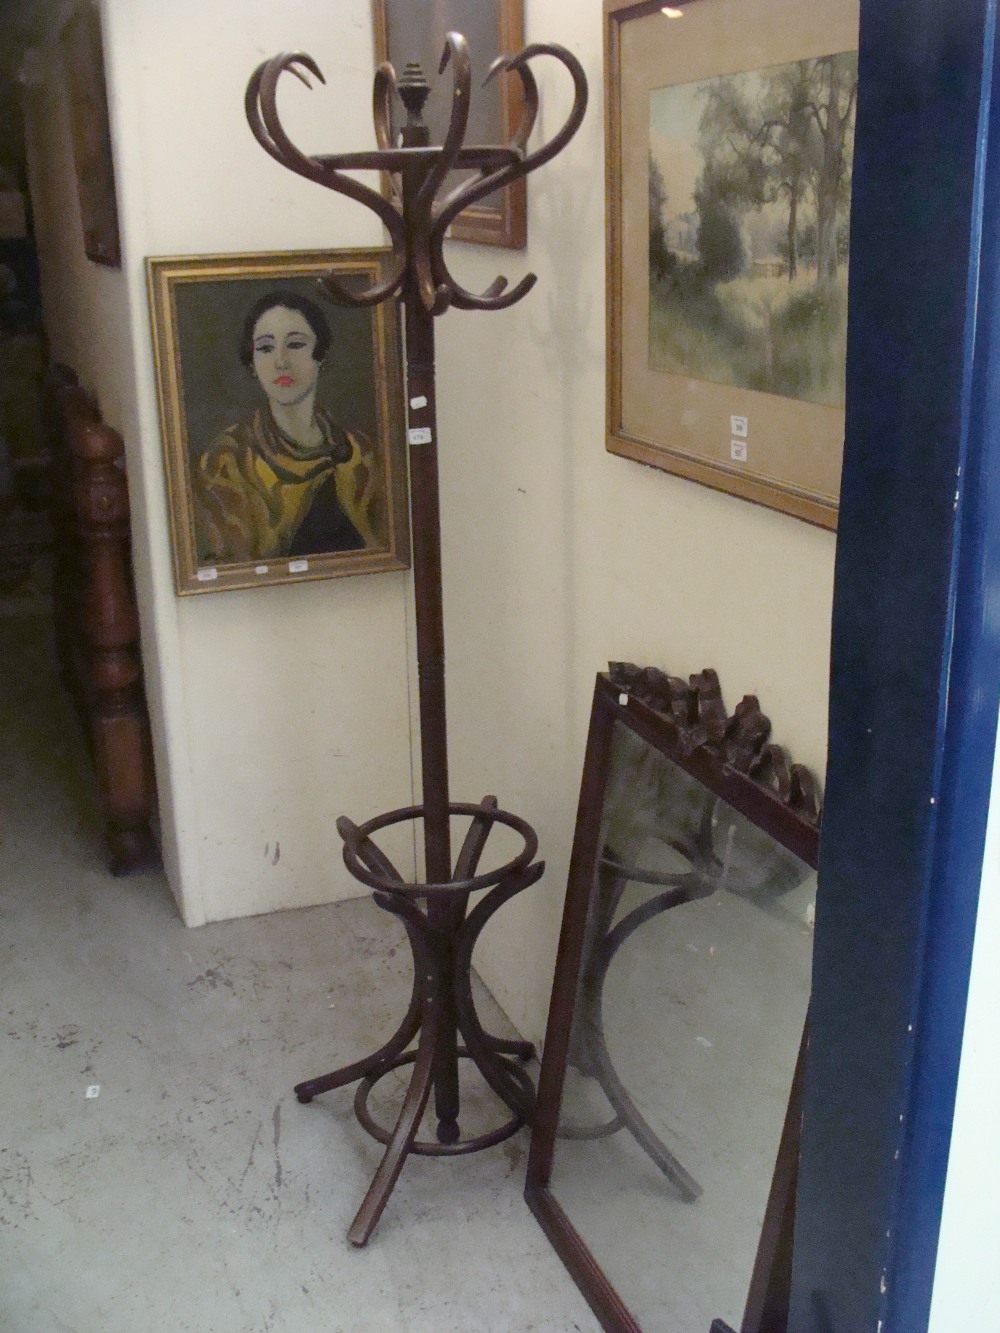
[45, 367, 96, 706]
[67, 412, 157, 873]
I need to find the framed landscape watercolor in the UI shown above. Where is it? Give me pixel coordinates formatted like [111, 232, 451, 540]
[147, 251, 409, 595]
[372, 0, 527, 249]
[605, 0, 860, 528]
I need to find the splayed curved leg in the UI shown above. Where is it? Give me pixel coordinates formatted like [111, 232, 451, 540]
[452, 797, 535, 1068]
[294, 891, 423, 1104]
[346, 978, 442, 1246]
[454, 863, 545, 1120]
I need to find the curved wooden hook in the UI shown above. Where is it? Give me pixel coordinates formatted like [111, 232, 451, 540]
[257, 53, 401, 231]
[373, 62, 398, 153]
[246, 55, 322, 172]
[315, 267, 406, 311]
[413, 32, 472, 216]
[248, 51, 408, 307]
[505, 43, 588, 176]
[373, 61, 402, 205]
[435, 43, 586, 237]
[255, 53, 331, 186]
[414, 247, 453, 315]
[488, 49, 540, 155]
[401, 33, 472, 311]
[428, 54, 535, 231]
[446, 272, 538, 313]
[427, 44, 587, 313]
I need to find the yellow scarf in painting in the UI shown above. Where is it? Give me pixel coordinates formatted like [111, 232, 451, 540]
[192, 405, 382, 564]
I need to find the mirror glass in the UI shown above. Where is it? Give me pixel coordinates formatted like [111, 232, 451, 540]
[546, 720, 815, 1331]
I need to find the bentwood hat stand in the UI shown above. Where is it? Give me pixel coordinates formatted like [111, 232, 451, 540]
[245, 35, 588, 1245]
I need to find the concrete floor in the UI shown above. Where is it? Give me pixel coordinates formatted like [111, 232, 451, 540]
[0, 579, 601, 1332]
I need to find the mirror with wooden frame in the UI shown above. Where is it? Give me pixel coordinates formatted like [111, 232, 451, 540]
[371, 0, 527, 249]
[525, 666, 821, 1333]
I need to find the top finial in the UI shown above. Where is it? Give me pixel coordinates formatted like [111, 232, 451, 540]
[397, 61, 431, 125]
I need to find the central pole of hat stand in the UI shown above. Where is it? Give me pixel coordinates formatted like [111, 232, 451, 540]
[398, 107, 463, 1145]
[289, 75, 547, 1246]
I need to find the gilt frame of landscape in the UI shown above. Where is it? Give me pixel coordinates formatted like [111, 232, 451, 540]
[605, 0, 859, 529]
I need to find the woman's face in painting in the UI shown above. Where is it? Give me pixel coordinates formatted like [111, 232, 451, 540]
[251, 305, 322, 408]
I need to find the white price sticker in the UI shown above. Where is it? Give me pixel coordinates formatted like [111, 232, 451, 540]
[731, 439, 748, 462]
[288, 560, 309, 574]
[731, 415, 749, 438]
[409, 395, 428, 410]
[408, 427, 432, 445]
[196, 568, 218, 582]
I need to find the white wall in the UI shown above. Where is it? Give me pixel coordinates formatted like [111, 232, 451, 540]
[24, 0, 835, 1038]
[927, 713, 1000, 1330]
[431, 3, 834, 1033]
[24, 0, 417, 927]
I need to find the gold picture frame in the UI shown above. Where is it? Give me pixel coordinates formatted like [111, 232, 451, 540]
[605, 0, 859, 528]
[372, 0, 527, 249]
[147, 250, 410, 595]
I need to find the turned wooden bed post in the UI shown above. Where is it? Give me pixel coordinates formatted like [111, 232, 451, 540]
[45, 367, 158, 874]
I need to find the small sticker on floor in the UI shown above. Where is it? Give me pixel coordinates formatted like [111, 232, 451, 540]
[85, 1085, 101, 1099]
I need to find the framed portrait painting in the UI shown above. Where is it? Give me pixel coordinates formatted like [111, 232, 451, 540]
[147, 251, 410, 594]
[605, 0, 860, 528]
[372, 0, 527, 249]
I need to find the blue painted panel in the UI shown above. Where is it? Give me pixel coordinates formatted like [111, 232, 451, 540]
[790, 1, 1000, 1329]
[887, 6, 1000, 1323]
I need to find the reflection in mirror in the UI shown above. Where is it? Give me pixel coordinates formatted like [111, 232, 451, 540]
[526, 669, 821, 1333]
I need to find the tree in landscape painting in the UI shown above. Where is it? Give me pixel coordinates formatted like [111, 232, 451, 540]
[648, 51, 858, 407]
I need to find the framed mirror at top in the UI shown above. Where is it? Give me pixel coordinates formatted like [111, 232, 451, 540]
[372, 0, 527, 248]
[526, 668, 821, 1333]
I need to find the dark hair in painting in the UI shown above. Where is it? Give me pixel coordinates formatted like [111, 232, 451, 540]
[238, 290, 332, 365]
